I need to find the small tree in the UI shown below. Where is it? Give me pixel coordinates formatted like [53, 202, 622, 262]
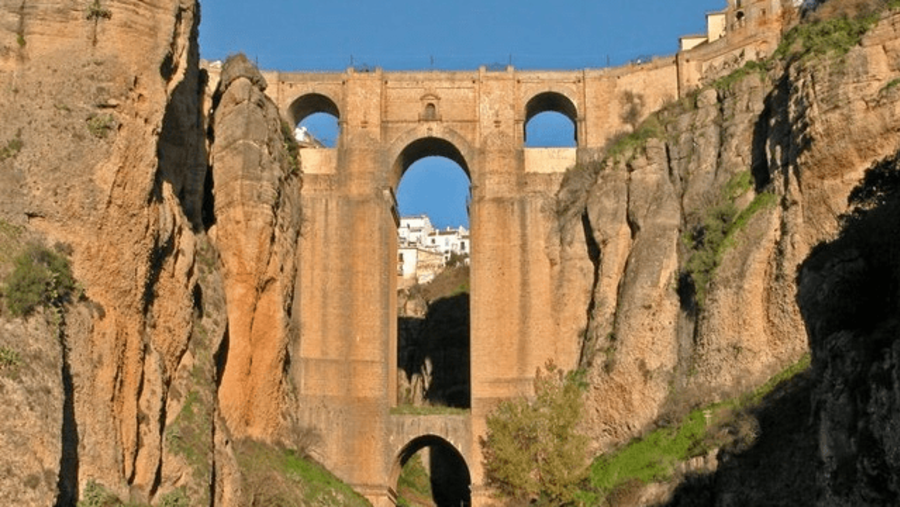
[481, 361, 590, 505]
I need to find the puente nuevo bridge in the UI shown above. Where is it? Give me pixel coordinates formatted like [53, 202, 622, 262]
[206, 1, 791, 504]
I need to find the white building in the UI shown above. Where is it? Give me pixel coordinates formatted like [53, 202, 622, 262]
[424, 226, 469, 261]
[398, 215, 435, 247]
[397, 215, 470, 285]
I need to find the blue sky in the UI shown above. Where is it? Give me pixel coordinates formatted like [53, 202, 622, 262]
[199, 0, 724, 227]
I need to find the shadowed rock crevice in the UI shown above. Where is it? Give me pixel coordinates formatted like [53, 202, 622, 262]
[399, 293, 471, 409]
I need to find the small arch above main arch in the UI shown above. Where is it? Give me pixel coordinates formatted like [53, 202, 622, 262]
[287, 92, 340, 126]
[524, 90, 579, 146]
[524, 90, 578, 127]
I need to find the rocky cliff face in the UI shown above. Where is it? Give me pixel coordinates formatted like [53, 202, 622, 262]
[554, 9, 900, 456]
[4, 0, 900, 505]
[0, 2, 306, 505]
[209, 55, 303, 442]
[797, 150, 900, 506]
[0, 0, 209, 503]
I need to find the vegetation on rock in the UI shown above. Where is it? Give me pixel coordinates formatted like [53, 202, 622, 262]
[235, 440, 371, 507]
[480, 362, 589, 505]
[396, 454, 434, 507]
[3, 243, 77, 317]
[681, 171, 776, 309]
[585, 355, 810, 503]
[0, 130, 23, 161]
[86, 114, 115, 138]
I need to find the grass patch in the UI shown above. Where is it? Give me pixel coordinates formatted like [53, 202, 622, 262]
[0, 346, 21, 369]
[86, 114, 115, 138]
[712, 60, 770, 91]
[0, 130, 23, 161]
[587, 354, 811, 499]
[605, 115, 663, 162]
[681, 171, 777, 309]
[774, 13, 880, 62]
[390, 405, 470, 416]
[166, 390, 212, 498]
[396, 453, 433, 507]
[235, 440, 371, 507]
[590, 409, 708, 495]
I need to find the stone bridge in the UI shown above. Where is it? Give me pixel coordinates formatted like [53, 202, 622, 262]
[263, 64, 681, 506]
[226, 5, 787, 502]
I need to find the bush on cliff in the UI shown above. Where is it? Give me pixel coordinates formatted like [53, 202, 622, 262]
[480, 361, 589, 505]
[3, 243, 76, 316]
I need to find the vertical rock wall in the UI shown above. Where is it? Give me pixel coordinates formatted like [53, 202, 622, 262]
[209, 54, 303, 440]
[555, 10, 900, 450]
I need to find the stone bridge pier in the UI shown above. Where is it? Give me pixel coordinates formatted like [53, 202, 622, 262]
[254, 63, 681, 505]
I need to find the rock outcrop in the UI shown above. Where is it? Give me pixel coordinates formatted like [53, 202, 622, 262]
[209, 54, 303, 440]
[555, 8, 900, 452]
[0, 0, 211, 502]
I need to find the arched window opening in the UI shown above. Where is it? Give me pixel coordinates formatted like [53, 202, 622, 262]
[424, 103, 437, 120]
[525, 111, 577, 147]
[288, 93, 340, 148]
[394, 436, 471, 507]
[524, 92, 578, 147]
[395, 139, 471, 411]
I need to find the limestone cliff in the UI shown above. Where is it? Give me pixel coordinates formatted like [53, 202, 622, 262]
[0, 1, 306, 505]
[554, 7, 900, 458]
[209, 54, 303, 441]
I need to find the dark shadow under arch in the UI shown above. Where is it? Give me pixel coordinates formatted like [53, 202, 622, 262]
[394, 435, 472, 507]
[287, 92, 340, 126]
[525, 91, 579, 145]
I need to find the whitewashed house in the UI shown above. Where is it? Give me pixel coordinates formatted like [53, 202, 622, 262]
[397, 215, 470, 285]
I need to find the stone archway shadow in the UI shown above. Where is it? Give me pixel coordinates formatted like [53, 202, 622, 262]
[391, 434, 472, 507]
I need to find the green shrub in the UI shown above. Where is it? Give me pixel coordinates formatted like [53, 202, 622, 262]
[0, 131, 23, 161]
[16, 34, 25, 47]
[86, 0, 112, 20]
[87, 114, 115, 138]
[396, 454, 433, 506]
[4, 244, 76, 317]
[77, 481, 120, 507]
[281, 120, 300, 175]
[0, 347, 21, 369]
[713, 60, 770, 91]
[774, 14, 879, 61]
[681, 171, 777, 309]
[158, 488, 189, 507]
[480, 361, 589, 505]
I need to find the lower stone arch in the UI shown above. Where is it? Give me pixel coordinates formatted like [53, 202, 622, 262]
[390, 435, 472, 507]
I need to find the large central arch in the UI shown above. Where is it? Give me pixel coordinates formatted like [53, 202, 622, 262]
[388, 128, 475, 189]
[391, 133, 473, 410]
